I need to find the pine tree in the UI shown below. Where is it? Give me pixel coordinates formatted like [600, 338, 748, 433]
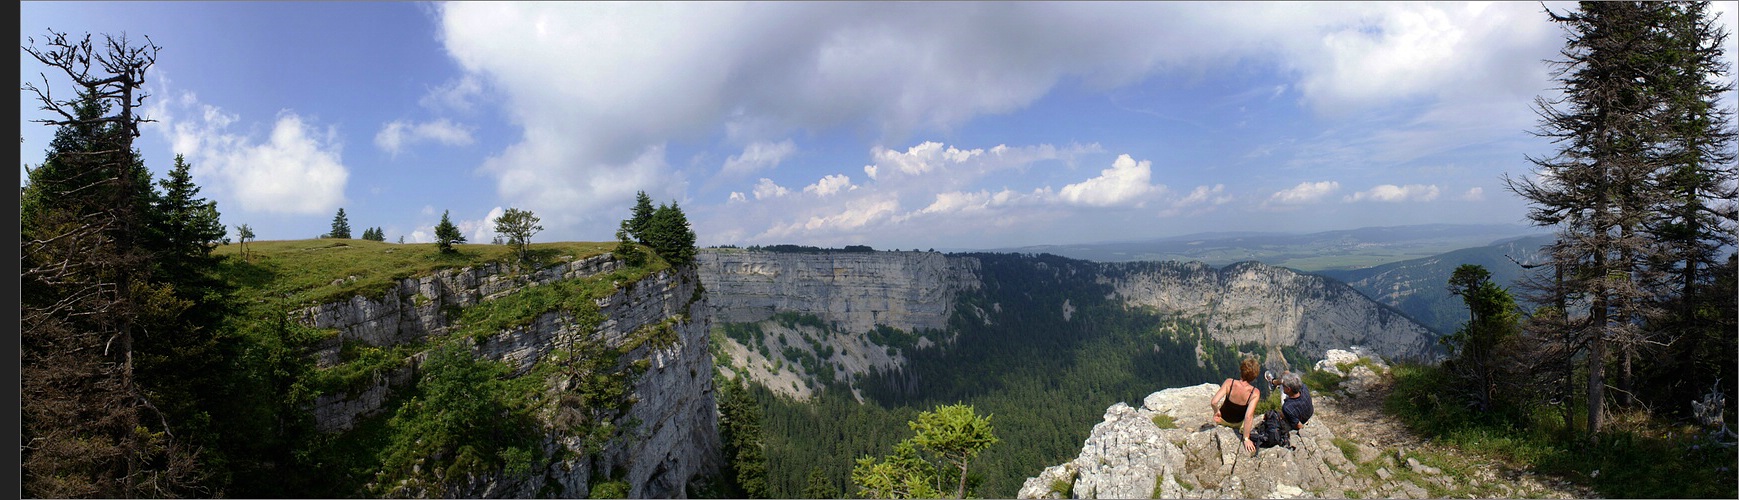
[1635, 1, 1738, 415]
[1505, 1, 1728, 440]
[154, 155, 227, 265]
[1442, 265, 1523, 413]
[434, 210, 465, 253]
[645, 201, 698, 267]
[328, 208, 351, 239]
[627, 190, 656, 243]
[21, 30, 205, 497]
[719, 378, 769, 498]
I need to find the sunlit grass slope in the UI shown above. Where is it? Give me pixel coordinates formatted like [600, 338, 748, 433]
[213, 239, 620, 307]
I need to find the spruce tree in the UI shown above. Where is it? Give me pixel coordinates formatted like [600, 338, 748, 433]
[1505, 1, 1730, 440]
[628, 190, 656, 243]
[328, 208, 351, 239]
[21, 30, 205, 497]
[645, 201, 698, 267]
[1636, 1, 1737, 415]
[434, 210, 465, 253]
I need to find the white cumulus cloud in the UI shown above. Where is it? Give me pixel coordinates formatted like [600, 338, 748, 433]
[1268, 181, 1341, 205]
[869, 141, 985, 179]
[1459, 187, 1485, 201]
[1345, 184, 1440, 202]
[1058, 154, 1161, 207]
[753, 178, 790, 200]
[464, 206, 506, 243]
[148, 92, 349, 215]
[803, 174, 856, 197]
[759, 195, 900, 240]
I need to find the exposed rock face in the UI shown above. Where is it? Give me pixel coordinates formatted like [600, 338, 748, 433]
[461, 266, 719, 499]
[1020, 349, 1581, 499]
[696, 249, 981, 334]
[1100, 261, 1440, 362]
[296, 254, 623, 370]
[291, 256, 718, 498]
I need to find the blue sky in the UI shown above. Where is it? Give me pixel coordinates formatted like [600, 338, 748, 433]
[21, 2, 1738, 250]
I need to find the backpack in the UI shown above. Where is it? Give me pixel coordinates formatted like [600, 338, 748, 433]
[1249, 410, 1292, 449]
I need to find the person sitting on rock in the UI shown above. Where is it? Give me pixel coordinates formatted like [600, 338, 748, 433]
[1276, 371, 1313, 431]
[1210, 357, 1263, 453]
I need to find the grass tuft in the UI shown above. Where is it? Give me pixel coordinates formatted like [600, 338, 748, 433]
[1151, 413, 1177, 429]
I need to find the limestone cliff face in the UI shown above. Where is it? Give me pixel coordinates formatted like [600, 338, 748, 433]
[290, 255, 718, 498]
[695, 249, 981, 335]
[1099, 261, 1440, 362]
[696, 250, 984, 399]
[698, 251, 1437, 399]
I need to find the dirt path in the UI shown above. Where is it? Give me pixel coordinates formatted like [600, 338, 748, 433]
[1315, 380, 1599, 499]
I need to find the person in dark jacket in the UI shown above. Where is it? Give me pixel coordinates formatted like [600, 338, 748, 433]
[1277, 371, 1313, 430]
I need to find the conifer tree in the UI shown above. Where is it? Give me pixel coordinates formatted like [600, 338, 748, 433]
[645, 201, 698, 267]
[21, 30, 205, 497]
[434, 210, 465, 253]
[627, 190, 656, 243]
[1507, 1, 1733, 440]
[328, 208, 351, 239]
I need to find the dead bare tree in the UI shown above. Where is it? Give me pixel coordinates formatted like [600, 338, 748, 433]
[20, 29, 206, 497]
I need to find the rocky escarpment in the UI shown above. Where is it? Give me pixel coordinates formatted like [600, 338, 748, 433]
[698, 251, 1441, 398]
[697, 250, 982, 398]
[1100, 261, 1440, 362]
[1019, 349, 1583, 499]
[696, 249, 981, 334]
[291, 255, 718, 498]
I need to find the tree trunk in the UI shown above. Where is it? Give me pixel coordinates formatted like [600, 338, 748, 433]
[955, 462, 968, 499]
[1589, 296, 1607, 444]
[1619, 346, 1633, 408]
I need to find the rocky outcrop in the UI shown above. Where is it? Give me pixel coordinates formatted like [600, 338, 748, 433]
[1100, 261, 1440, 362]
[1020, 349, 1581, 499]
[292, 256, 718, 499]
[295, 254, 623, 367]
[458, 266, 719, 499]
[696, 249, 981, 335]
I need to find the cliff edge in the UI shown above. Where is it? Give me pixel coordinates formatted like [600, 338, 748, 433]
[1019, 349, 1590, 499]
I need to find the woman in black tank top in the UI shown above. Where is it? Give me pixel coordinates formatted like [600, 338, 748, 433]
[1210, 357, 1262, 453]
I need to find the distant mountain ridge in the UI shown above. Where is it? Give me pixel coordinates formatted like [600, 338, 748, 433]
[1317, 234, 1554, 335]
[995, 223, 1549, 272]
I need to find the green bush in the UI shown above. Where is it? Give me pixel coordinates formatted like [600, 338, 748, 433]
[372, 342, 541, 495]
[589, 479, 630, 499]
